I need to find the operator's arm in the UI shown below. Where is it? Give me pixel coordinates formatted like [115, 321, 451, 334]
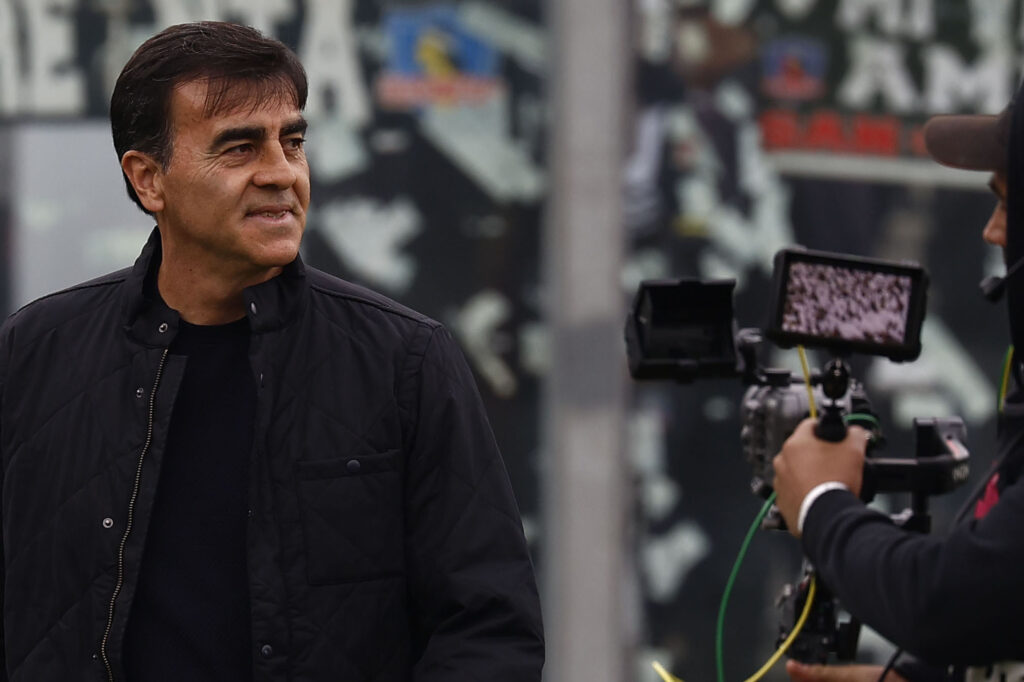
[775, 419, 1024, 665]
[401, 325, 544, 681]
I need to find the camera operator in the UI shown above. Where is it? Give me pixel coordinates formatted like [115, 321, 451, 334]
[772, 94, 1024, 682]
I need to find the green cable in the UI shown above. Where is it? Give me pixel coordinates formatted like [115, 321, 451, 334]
[716, 492, 777, 682]
[843, 412, 878, 429]
[844, 412, 880, 443]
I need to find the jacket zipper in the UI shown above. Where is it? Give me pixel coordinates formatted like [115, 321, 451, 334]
[99, 348, 169, 682]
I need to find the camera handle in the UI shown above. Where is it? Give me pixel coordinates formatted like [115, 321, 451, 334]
[814, 358, 850, 442]
[778, 566, 862, 663]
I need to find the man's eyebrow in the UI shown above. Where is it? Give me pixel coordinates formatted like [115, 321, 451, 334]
[281, 117, 308, 137]
[211, 125, 267, 150]
[209, 117, 308, 151]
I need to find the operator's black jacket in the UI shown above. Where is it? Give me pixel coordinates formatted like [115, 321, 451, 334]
[0, 229, 544, 681]
[802, 396, 1024, 669]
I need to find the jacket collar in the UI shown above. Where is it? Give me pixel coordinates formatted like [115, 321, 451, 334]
[123, 227, 308, 346]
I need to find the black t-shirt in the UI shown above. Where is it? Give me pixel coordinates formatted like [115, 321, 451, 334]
[123, 317, 256, 681]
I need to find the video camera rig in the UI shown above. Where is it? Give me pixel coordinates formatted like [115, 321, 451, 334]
[625, 247, 971, 663]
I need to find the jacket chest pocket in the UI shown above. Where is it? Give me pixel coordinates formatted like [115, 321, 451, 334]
[295, 449, 404, 585]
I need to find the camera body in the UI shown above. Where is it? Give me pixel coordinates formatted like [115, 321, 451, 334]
[740, 373, 870, 497]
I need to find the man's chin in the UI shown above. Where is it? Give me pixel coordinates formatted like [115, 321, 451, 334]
[258, 245, 301, 268]
[242, 236, 302, 273]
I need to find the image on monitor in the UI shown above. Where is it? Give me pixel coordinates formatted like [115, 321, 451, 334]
[780, 261, 912, 346]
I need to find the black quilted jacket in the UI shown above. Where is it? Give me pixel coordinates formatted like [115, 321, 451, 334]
[0, 230, 544, 681]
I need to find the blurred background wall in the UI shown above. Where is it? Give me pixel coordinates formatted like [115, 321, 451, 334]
[0, 1, 1014, 681]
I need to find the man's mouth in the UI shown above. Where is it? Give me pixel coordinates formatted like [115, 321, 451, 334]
[247, 205, 294, 219]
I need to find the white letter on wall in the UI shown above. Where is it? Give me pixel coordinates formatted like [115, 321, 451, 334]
[923, 46, 1011, 114]
[837, 36, 918, 113]
[836, 0, 903, 34]
[299, 0, 370, 126]
[221, 0, 295, 35]
[0, 0, 20, 115]
[150, 0, 222, 27]
[968, 0, 1011, 48]
[837, 0, 934, 38]
[904, 0, 935, 40]
[21, 0, 84, 113]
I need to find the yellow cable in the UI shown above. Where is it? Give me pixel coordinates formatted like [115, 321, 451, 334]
[797, 346, 817, 419]
[743, 576, 817, 682]
[651, 660, 686, 682]
[669, 347, 819, 682]
[666, 577, 819, 682]
[1000, 346, 1014, 413]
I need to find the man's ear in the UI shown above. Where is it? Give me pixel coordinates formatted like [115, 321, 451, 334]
[121, 151, 165, 214]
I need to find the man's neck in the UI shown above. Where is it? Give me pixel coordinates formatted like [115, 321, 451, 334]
[156, 252, 280, 326]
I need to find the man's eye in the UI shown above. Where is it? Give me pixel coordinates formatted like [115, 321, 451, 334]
[286, 137, 306, 150]
[226, 143, 254, 155]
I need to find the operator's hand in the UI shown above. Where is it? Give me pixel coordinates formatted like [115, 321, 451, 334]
[772, 418, 868, 538]
[786, 660, 907, 682]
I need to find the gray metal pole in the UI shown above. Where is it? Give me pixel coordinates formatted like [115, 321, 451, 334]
[542, 0, 631, 680]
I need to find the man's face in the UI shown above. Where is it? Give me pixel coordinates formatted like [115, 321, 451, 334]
[152, 80, 310, 280]
[985, 172, 1008, 248]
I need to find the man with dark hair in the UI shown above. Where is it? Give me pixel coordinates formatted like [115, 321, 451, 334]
[772, 88, 1024, 681]
[0, 21, 543, 682]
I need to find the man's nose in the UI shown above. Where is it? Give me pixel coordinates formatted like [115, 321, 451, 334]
[253, 142, 298, 188]
[983, 208, 1007, 248]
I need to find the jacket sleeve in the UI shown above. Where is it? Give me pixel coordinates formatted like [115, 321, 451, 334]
[400, 325, 544, 681]
[801, 484, 1024, 666]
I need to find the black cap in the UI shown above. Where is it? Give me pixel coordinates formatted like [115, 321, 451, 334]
[923, 106, 1011, 173]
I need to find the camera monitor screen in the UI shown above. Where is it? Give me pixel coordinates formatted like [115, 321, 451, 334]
[765, 248, 928, 361]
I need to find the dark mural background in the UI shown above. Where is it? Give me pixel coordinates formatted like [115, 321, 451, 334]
[0, 1, 1016, 680]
